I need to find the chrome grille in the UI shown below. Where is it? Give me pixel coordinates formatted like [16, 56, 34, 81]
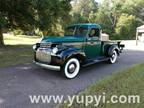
[36, 49, 51, 63]
[40, 43, 51, 48]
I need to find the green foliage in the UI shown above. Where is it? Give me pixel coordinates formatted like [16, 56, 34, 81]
[71, 0, 98, 23]
[122, 0, 144, 23]
[95, 0, 126, 36]
[13, 29, 24, 35]
[115, 14, 140, 39]
[0, 15, 8, 28]
[0, 0, 144, 42]
[0, 0, 72, 45]
[34, 0, 71, 35]
[70, 0, 144, 40]
[0, 0, 36, 30]
[94, 0, 144, 39]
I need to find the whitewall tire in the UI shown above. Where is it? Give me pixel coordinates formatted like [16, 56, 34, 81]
[63, 58, 80, 79]
[109, 50, 117, 64]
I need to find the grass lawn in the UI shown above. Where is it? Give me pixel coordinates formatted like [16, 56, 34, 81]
[58, 63, 144, 108]
[0, 34, 41, 67]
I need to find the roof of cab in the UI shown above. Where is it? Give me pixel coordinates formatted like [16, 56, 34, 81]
[67, 23, 101, 29]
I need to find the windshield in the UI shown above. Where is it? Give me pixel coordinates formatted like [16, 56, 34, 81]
[65, 26, 88, 37]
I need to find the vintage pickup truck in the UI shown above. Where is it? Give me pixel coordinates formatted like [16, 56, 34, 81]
[33, 23, 124, 79]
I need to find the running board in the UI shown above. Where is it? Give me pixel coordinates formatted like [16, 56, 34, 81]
[82, 57, 109, 67]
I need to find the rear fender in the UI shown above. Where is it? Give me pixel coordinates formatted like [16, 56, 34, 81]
[108, 45, 120, 56]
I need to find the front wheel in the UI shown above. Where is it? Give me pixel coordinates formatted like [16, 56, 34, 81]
[63, 58, 80, 79]
[109, 50, 117, 64]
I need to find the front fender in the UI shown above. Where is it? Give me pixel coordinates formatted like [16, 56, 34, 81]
[60, 48, 86, 63]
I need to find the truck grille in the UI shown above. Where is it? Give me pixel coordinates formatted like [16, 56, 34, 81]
[40, 43, 51, 48]
[36, 49, 51, 63]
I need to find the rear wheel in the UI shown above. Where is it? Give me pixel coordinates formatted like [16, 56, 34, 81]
[109, 50, 117, 64]
[63, 58, 80, 79]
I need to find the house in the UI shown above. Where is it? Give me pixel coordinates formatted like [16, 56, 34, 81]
[136, 25, 144, 45]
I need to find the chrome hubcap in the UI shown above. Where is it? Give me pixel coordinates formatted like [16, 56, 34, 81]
[110, 51, 117, 63]
[112, 53, 115, 59]
[68, 63, 76, 73]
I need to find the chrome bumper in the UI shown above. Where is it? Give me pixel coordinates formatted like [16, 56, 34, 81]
[33, 61, 61, 71]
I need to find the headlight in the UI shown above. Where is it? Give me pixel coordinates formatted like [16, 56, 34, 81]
[33, 44, 37, 50]
[52, 47, 58, 54]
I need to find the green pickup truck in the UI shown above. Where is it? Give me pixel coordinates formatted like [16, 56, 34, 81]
[33, 23, 124, 79]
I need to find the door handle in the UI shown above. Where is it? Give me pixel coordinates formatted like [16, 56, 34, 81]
[90, 41, 94, 44]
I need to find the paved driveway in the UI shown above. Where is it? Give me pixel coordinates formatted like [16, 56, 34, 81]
[0, 50, 144, 108]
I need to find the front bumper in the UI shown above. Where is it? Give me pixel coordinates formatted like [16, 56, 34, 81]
[33, 61, 61, 71]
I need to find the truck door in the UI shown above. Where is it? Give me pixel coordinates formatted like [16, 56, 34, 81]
[84, 28, 101, 59]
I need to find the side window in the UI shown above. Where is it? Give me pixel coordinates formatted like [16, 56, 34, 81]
[89, 28, 100, 37]
[75, 27, 88, 36]
[65, 26, 75, 36]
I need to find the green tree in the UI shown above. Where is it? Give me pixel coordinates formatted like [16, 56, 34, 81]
[115, 14, 140, 39]
[35, 0, 71, 35]
[122, 0, 144, 23]
[0, 0, 36, 46]
[0, 0, 71, 46]
[95, 0, 126, 34]
[71, 0, 98, 23]
[95, 0, 144, 39]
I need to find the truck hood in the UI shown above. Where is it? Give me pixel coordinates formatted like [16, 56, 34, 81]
[41, 36, 85, 43]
